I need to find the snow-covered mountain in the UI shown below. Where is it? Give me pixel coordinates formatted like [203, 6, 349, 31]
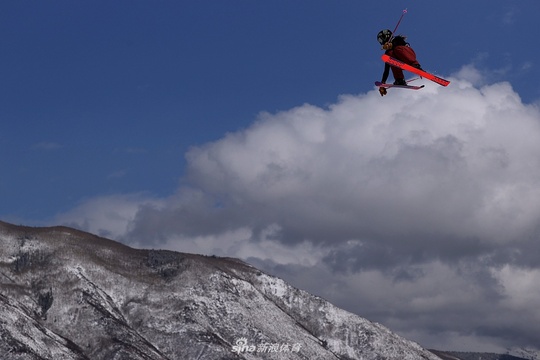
[430, 350, 529, 360]
[508, 348, 540, 360]
[0, 220, 444, 360]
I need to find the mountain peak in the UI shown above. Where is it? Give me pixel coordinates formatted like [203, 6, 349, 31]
[0, 220, 442, 359]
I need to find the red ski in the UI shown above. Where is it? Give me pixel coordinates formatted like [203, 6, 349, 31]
[374, 81, 424, 90]
[381, 54, 450, 87]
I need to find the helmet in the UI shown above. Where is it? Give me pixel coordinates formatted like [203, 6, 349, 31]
[377, 29, 393, 45]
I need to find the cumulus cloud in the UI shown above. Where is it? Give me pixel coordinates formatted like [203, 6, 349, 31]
[127, 74, 540, 265]
[55, 67, 540, 352]
[54, 193, 163, 240]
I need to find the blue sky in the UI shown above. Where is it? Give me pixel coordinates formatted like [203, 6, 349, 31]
[2, 1, 536, 222]
[2, 0, 540, 353]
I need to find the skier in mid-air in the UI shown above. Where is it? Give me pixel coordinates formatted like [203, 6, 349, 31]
[377, 29, 422, 96]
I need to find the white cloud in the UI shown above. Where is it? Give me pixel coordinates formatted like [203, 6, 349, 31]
[452, 65, 484, 86]
[175, 76, 540, 250]
[142, 225, 328, 267]
[54, 193, 163, 240]
[54, 71, 540, 352]
[494, 265, 540, 313]
[456, 55, 517, 86]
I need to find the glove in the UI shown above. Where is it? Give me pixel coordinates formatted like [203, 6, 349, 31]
[413, 64, 423, 78]
[379, 87, 387, 97]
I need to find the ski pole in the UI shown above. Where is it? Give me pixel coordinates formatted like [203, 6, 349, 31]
[390, 9, 407, 40]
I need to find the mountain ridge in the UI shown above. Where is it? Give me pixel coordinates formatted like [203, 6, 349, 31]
[0, 220, 513, 360]
[1, 220, 442, 359]
[429, 350, 529, 360]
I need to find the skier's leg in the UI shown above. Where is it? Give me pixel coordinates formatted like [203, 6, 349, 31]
[390, 66, 406, 85]
[387, 48, 406, 84]
[394, 46, 421, 68]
